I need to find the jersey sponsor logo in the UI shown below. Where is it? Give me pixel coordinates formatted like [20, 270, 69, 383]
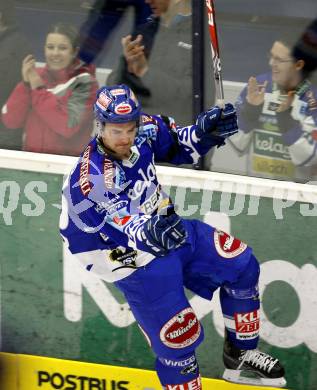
[214, 229, 247, 259]
[166, 375, 201, 390]
[119, 145, 140, 168]
[128, 163, 157, 200]
[113, 215, 131, 226]
[262, 92, 286, 116]
[141, 114, 153, 123]
[115, 103, 132, 115]
[234, 310, 260, 340]
[181, 362, 198, 375]
[128, 150, 139, 165]
[96, 92, 112, 110]
[106, 201, 128, 215]
[160, 355, 196, 368]
[111, 88, 126, 96]
[160, 307, 201, 349]
[135, 121, 158, 147]
[79, 146, 92, 196]
[104, 194, 120, 205]
[254, 130, 291, 160]
[109, 247, 137, 267]
[252, 155, 294, 178]
[139, 185, 161, 214]
[95, 200, 128, 215]
[115, 165, 126, 187]
[104, 158, 114, 189]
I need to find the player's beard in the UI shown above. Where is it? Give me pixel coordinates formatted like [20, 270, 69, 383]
[98, 137, 131, 159]
[115, 145, 131, 159]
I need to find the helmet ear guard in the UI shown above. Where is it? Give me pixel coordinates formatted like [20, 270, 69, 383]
[94, 84, 141, 124]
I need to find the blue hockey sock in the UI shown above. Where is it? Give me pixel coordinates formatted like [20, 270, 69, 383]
[155, 353, 200, 386]
[220, 254, 260, 350]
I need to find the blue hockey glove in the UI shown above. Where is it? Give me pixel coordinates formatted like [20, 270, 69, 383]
[142, 212, 187, 257]
[196, 103, 238, 147]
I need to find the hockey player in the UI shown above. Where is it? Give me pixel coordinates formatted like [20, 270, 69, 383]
[60, 84, 286, 389]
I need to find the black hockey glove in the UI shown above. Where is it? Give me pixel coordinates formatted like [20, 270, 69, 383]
[196, 103, 238, 147]
[142, 211, 187, 257]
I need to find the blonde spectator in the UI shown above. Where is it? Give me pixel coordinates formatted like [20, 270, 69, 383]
[2, 23, 98, 156]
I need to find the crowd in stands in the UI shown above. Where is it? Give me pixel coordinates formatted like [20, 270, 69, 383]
[0, 0, 316, 182]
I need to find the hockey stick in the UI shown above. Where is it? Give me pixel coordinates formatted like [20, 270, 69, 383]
[205, 0, 225, 108]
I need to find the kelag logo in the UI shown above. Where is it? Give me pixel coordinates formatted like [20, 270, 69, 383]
[38, 371, 129, 389]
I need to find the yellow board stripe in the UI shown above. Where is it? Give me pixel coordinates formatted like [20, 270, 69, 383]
[0, 352, 286, 390]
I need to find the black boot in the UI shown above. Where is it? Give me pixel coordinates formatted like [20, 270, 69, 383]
[223, 332, 286, 387]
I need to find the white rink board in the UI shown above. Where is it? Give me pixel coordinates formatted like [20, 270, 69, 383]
[0, 149, 316, 204]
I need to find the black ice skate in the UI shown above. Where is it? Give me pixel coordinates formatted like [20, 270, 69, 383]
[223, 334, 286, 388]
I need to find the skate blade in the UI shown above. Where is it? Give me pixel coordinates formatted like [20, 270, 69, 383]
[223, 369, 287, 388]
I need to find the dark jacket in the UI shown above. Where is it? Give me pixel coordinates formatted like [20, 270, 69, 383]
[107, 15, 215, 127]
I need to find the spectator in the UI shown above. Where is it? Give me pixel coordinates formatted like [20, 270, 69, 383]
[2, 23, 98, 156]
[107, 0, 215, 126]
[79, 0, 159, 96]
[230, 34, 317, 182]
[0, 0, 31, 150]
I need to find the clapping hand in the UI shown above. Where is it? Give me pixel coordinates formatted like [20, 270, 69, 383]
[122, 34, 148, 77]
[22, 54, 36, 83]
[21, 54, 44, 89]
[246, 76, 268, 106]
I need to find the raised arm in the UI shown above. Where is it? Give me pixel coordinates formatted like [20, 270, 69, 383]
[1, 55, 36, 129]
[150, 104, 238, 165]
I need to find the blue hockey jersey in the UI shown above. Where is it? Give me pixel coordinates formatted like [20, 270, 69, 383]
[60, 113, 220, 281]
[233, 74, 317, 181]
